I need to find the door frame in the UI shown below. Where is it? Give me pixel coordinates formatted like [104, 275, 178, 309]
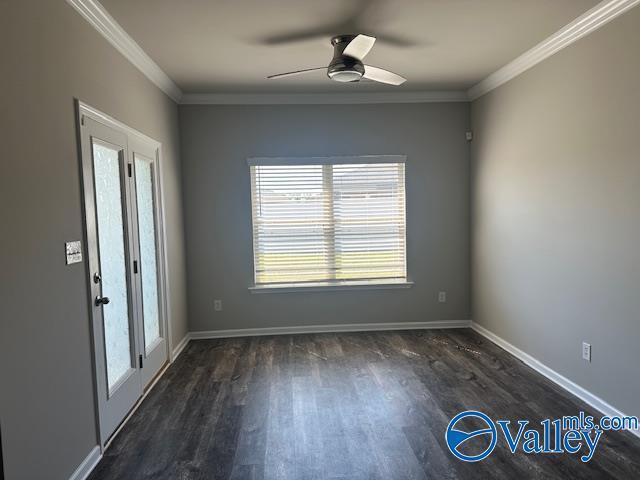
[75, 100, 173, 448]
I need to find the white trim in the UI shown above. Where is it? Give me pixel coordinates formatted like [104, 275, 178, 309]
[68, 446, 102, 480]
[78, 102, 160, 148]
[471, 322, 640, 439]
[151, 127, 174, 367]
[247, 155, 406, 167]
[468, 0, 640, 100]
[180, 91, 469, 105]
[66, 0, 182, 102]
[170, 333, 191, 362]
[249, 280, 414, 294]
[190, 320, 471, 340]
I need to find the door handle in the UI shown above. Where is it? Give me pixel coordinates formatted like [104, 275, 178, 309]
[95, 296, 110, 306]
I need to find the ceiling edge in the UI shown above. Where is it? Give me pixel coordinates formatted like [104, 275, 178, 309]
[467, 0, 640, 100]
[66, 0, 183, 102]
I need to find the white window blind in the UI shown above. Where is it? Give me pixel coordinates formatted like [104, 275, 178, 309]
[249, 156, 407, 287]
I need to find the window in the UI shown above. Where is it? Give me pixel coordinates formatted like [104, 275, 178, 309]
[249, 156, 409, 290]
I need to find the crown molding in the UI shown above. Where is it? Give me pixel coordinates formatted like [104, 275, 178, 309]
[66, 0, 183, 102]
[180, 91, 469, 105]
[468, 0, 640, 100]
[69, 0, 639, 106]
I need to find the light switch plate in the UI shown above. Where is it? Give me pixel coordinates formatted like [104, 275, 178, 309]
[65, 241, 83, 265]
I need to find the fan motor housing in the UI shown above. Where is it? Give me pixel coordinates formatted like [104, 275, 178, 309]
[328, 35, 365, 82]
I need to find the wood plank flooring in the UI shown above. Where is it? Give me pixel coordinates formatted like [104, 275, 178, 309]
[88, 329, 640, 479]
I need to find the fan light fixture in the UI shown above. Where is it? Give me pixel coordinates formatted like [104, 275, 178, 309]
[328, 70, 363, 82]
[267, 34, 406, 86]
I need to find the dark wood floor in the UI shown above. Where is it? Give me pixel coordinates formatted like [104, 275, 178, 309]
[89, 329, 640, 480]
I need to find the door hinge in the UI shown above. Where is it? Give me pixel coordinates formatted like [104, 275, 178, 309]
[128, 163, 133, 177]
[133, 260, 138, 274]
[139, 354, 143, 369]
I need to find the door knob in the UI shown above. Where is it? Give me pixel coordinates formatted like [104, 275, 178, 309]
[95, 296, 110, 306]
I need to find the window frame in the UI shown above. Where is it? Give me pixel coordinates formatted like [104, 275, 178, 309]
[247, 155, 412, 293]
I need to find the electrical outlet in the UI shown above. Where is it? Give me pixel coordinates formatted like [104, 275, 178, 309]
[582, 342, 591, 362]
[438, 291, 447, 303]
[214, 299, 222, 312]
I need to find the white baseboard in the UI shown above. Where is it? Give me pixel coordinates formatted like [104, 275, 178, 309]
[67, 318, 636, 480]
[68, 445, 101, 480]
[172, 320, 469, 389]
[190, 320, 471, 340]
[69, 355, 175, 479]
[471, 321, 640, 439]
[170, 333, 190, 362]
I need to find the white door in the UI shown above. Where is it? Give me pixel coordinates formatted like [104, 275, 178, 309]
[79, 111, 168, 445]
[129, 138, 168, 388]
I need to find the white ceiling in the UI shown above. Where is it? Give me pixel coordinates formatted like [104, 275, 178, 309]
[100, 0, 600, 94]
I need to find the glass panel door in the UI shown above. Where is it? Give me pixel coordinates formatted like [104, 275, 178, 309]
[92, 141, 135, 391]
[80, 106, 168, 445]
[134, 155, 161, 352]
[80, 115, 143, 446]
[130, 147, 168, 388]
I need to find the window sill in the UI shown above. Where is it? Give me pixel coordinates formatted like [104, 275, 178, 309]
[248, 279, 414, 294]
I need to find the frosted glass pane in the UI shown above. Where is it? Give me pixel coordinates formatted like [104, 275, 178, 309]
[135, 156, 161, 351]
[93, 142, 132, 391]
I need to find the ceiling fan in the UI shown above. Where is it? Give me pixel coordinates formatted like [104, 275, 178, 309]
[267, 34, 406, 86]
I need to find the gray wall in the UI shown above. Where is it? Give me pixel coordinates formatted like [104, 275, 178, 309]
[0, 1, 188, 479]
[471, 7, 640, 418]
[179, 103, 471, 333]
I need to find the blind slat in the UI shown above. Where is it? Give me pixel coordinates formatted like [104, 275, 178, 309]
[250, 161, 406, 285]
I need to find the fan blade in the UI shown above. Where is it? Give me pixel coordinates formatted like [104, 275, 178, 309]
[343, 34, 376, 60]
[257, 0, 375, 46]
[375, 32, 417, 47]
[363, 65, 406, 85]
[259, 28, 333, 46]
[267, 67, 326, 79]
